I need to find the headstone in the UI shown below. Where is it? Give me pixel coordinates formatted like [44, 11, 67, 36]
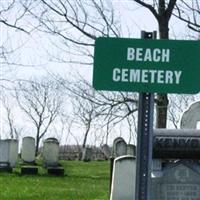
[21, 136, 36, 163]
[110, 155, 136, 200]
[153, 129, 200, 159]
[82, 147, 93, 162]
[112, 137, 127, 158]
[43, 138, 59, 167]
[180, 101, 200, 129]
[0, 140, 9, 168]
[0, 139, 18, 169]
[127, 144, 136, 156]
[8, 139, 18, 167]
[101, 144, 111, 159]
[152, 161, 200, 200]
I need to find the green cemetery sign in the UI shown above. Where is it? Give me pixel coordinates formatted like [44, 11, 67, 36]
[93, 37, 200, 94]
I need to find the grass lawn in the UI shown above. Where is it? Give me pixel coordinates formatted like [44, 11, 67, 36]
[0, 161, 110, 200]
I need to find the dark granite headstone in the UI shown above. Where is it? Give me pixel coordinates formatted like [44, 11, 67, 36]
[152, 161, 200, 200]
[153, 129, 200, 159]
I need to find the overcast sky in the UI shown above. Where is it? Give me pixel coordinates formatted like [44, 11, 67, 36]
[2, 0, 193, 82]
[1, 0, 199, 145]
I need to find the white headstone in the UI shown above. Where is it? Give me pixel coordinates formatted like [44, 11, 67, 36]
[0, 139, 18, 167]
[181, 101, 200, 129]
[8, 139, 18, 167]
[110, 155, 136, 200]
[0, 140, 9, 166]
[43, 138, 59, 167]
[21, 137, 36, 163]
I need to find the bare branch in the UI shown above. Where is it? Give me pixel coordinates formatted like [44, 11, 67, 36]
[133, 0, 158, 19]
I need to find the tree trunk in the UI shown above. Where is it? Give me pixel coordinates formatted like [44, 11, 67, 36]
[156, 1, 170, 128]
[82, 124, 90, 149]
[156, 94, 169, 128]
[35, 133, 40, 156]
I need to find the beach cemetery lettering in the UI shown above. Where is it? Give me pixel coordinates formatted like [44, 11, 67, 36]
[112, 68, 182, 84]
[93, 38, 200, 94]
[112, 47, 182, 85]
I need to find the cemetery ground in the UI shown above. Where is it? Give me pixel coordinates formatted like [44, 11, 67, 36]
[0, 160, 109, 200]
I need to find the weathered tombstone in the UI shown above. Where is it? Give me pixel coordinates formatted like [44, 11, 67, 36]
[110, 155, 136, 200]
[8, 139, 18, 167]
[21, 136, 36, 163]
[0, 140, 9, 169]
[43, 138, 59, 167]
[180, 101, 200, 129]
[112, 137, 127, 158]
[43, 138, 64, 176]
[127, 144, 136, 156]
[82, 147, 93, 162]
[152, 161, 200, 200]
[101, 144, 111, 159]
[0, 139, 18, 171]
[20, 137, 38, 175]
[110, 137, 127, 192]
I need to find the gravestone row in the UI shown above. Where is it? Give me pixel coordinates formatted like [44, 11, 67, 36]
[110, 101, 200, 200]
[0, 137, 64, 175]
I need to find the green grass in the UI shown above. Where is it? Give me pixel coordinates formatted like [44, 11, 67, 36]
[0, 161, 110, 200]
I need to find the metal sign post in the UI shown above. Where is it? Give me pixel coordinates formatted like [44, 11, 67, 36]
[135, 31, 156, 200]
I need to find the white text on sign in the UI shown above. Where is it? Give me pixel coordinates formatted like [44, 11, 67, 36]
[112, 68, 182, 84]
[127, 48, 170, 62]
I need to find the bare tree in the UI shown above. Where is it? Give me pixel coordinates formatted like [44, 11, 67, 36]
[57, 75, 138, 145]
[14, 78, 63, 155]
[131, 0, 176, 128]
[0, 0, 30, 65]
[1, 94, 22, 139]
[19, 0, 200, 131]
[22, 0, 180, 128]
[71, 97, 97, 149]
[174, 1, 200, 34]
[20, 0, 121, 65]
[0, 0, 34, 96]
